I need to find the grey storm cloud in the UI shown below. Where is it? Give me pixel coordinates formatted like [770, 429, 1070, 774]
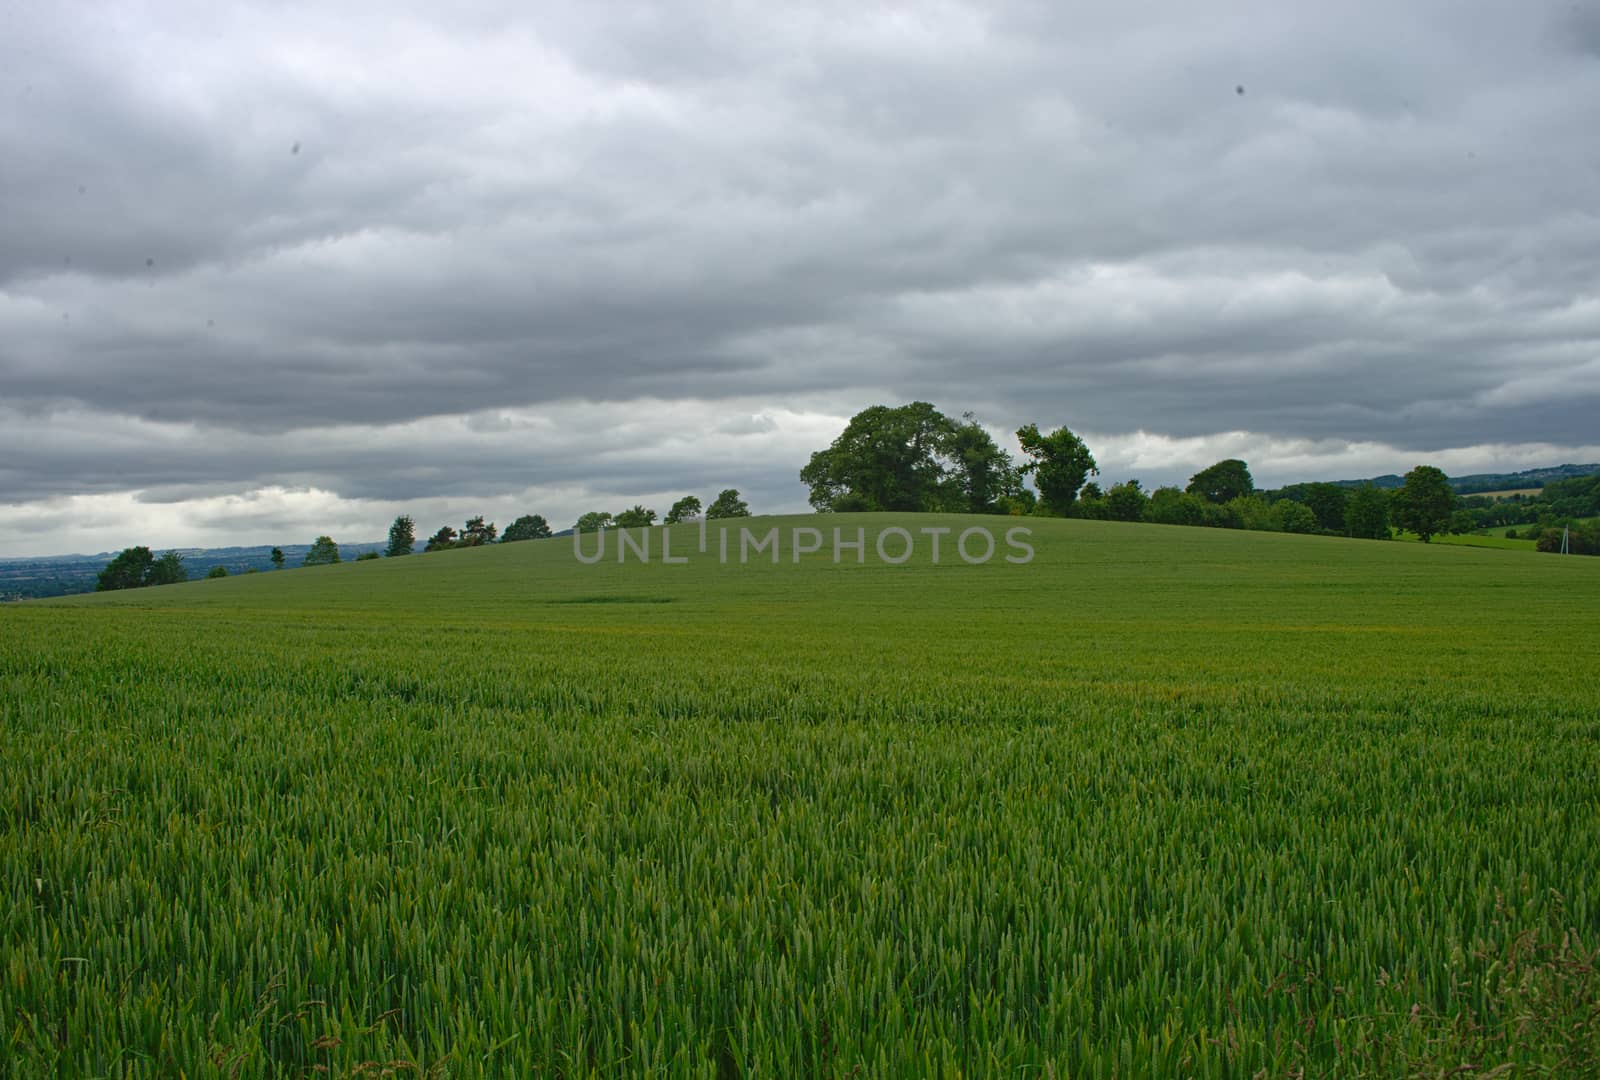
[2, 0, 1599, 552]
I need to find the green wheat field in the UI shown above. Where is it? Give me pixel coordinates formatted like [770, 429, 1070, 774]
[4, 515, 1599, 1077]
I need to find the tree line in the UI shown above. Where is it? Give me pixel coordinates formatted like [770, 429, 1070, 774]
[798, 402, 1599, 554]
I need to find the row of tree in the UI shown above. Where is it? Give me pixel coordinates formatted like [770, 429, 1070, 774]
[573, 489, 751, 533]
[796, 403, 1488, 543]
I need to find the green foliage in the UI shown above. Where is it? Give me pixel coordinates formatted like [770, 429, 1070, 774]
[458, 517, 498, 547]
[1347, 484, 1391, 539]
[1272, 499, 1319, 534]
[148, 552, 187, 586]
[355, 552, 381, 562]
[385, 515, 415, 557]
[502, 514, 553, 542]
[302, 536, 341, 566]
[1103, 479, 1149, 522]
[423, 525, 458, 552]
[1016, 422, 1097, 514]
[574, 512, 613, 533]
[206, 565, 230, 579]
[95, 546, 154, 591]
[705, 489, 751, 519]
[613, 505, 658, 529]
[1392, 465, 1455, 543]
[664, 497, 702, 525]
[801, 402, 958, 512]
[9, 516, 1599, 1075]
[1145, 486, 1208, 527]
[1187, 459, 1255, 504]
[269, 547, 285, 569]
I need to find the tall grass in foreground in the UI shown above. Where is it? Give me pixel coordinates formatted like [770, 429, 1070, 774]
[3, 515, 1599, 1076]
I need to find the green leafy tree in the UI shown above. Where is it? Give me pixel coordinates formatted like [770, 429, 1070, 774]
[1016, 423, 1098, 515]
[1145, 487, 1208, 526]
[97, 546, 155, 591]
[801, 402, 957, 512]
[303, 536, 341, 565]
[1187, 459, 1254, 504]
[1104, 480, 1149, 522]
[1301, 483, 1348, 533]
[1347, 484, 1391, 540]
[613, 505, 658, 528]
[1392, 465, 1454, 543]
[944, 414, 1025, 514]
[385, 515, 415, 557]
[423, 526, 458, 552]
[206, 565, 229, 579]
[1273, 500, 1320, 534]
[574, 512, 613, 533]
[502, 514, 553, 542]
[147, 551, 187, 585]
[458, 516, 497, 547]
[356, 551, 380, 561]
[664, 496, 702, 525]
[706, 489, 751, 519]
[269, 547, 285, 569]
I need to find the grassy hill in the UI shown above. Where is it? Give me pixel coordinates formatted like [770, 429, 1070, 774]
[4, 515, 1599, 1075]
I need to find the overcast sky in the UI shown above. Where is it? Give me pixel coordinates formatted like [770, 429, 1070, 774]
[3, 1, 1598, 555]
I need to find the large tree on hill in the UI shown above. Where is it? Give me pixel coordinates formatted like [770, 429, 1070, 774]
[1391, 465, 1454, 543]
[1016, 422, 1097, 515]
[269, 547, 285, 569]
[801, 402, 956, 512]
[97, 546, 155, 591]
[802, 402, 1023, 514]
[303, 536, 341, 565]
[574, 512, 612, 533]
[943, 414, 1025, 513]
[664, 496, 702, 524]
[502, 514, 553, 542]
[706, 489, 751, 519]
[1187, 459, 1254, 504]
[386, 515, 415, 557]
[424, 526, 458, 552]
[458, 516, 498, 547]
[613, 505, 658, 528]
[1346, 484, 1391, 539]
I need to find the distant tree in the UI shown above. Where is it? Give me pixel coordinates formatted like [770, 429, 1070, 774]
[1301, 483, 1348, 533]
[1016, 423, 1098, 515]
[502, 514, 553, 542]
[1104, 479, 1149, 522]
[944, 414, 1025, 513]
[613, 505, 658, 528]
[706, 489, 751, 519]
[574, 512, 613, 533]
[303, 536, 341, 565]
[458, 516, 498, 547]
[269, 547, 285, 570]
[1226, 495, 1276, 531]
[147, 551, 187, 585]
[207, 565, 229, 579]
[1080, 481, 1103, 500]
[1391, 465, 1454, 543]
[1145, 487, 1208, 526]
[423, 526, 458, 552]
[386, 514, 415, 557]
[1187, 459, 1254, 504]
[1347, 484, 1391, 540]
[356, 551, 381, 561]
[664, 496, 702, 525]
[1273, 500, 1320, 534]
[801, 402, 956, 511]
[97, 546, 155, 591]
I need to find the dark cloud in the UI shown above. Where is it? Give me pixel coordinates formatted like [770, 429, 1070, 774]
[2, 0, 1599, 552]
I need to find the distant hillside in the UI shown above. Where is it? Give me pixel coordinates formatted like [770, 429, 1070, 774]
[1328, 463, 1600, 494]
[0, 541, 384, 601]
